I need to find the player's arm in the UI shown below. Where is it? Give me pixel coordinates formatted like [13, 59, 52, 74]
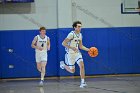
[47, 37, 50, 51]
[79, 40, 89, 52]
[31, 36, 43, 51]
[62, 38, 73, 49]
[62, 38, 78, 52]
[31, 36, 38, 49]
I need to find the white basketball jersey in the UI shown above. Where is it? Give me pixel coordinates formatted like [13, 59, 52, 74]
[35, 35, 48, 52]
[66, 31, 82, 53]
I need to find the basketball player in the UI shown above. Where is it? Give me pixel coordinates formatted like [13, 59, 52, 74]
[60, 21, 89, 88]
[31, 27, 50, 86]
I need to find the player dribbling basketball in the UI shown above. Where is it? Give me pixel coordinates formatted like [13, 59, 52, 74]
[60, 21, 89, 88]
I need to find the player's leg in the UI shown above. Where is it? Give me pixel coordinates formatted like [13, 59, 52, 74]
[37, 62, 41, 72]
[65, 66, 75, 73]
[60, 53, 75, 73]
[76, 53, 87, 88]
[36, 53, 44, 86]
[78, 61, 87, 88]
[40, 62, 47, 81]
[78, 61, 85, 80]
[39, 52, 47, 86]
[39, 62, 46, 86]
[37, 62, 45, 86]
[60, 61, 75, 73]
[36, 52, 42, 72]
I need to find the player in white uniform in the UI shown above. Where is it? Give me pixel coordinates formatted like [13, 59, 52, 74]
[31, 27, 50, 86]
[60, 21, 89, 88]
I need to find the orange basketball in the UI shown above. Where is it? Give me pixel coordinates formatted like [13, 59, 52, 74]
[88, 47, 98, 57]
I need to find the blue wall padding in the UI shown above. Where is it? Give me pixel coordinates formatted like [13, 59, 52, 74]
[0, 29, 58, 78]
[0, 27, 140, 78]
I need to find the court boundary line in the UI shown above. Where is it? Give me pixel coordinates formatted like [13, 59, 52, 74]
[0, 74, 140, 81]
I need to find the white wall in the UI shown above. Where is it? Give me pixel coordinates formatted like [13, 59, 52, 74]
[0, 0, 57, 30]
[57, 0, 73, 28]
[58, 0, 140, 28]
[0, 0, 140, 30]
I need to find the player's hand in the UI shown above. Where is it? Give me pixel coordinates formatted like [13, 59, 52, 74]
[87, 48, 90, 52]
[47, 48, 50, 51]
[37, 47, 43, 51]
[71, 47, 79, 53]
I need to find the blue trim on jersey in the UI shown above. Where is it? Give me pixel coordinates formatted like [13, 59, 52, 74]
[65, 31, 74, 52]
[65, 53, 69, 65]
[65, 53, 75, 66]
[66, 64, 75, 66]
[75, 58, 83, 63]
[65, 53, 83, 66]
[66, 40, 71, 52]
[65, 54, 74, 66]
[39, 35, 46, 39]
[73, 31, 80, 38]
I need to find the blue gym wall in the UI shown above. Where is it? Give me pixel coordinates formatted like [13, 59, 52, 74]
[0, 29, 58, 78]
[0, 27, 140, 78]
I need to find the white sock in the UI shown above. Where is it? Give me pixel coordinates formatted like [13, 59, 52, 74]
[81, 79, 85, 83]
[41, 73, 45, 81]
[41, 78, 44, 81]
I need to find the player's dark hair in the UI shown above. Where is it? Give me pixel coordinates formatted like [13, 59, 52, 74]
[72, 21, 82, 28]
[39, 27, 46, 31]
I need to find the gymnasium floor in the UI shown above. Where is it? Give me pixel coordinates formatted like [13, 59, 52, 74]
[0, 75, 140, 93]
